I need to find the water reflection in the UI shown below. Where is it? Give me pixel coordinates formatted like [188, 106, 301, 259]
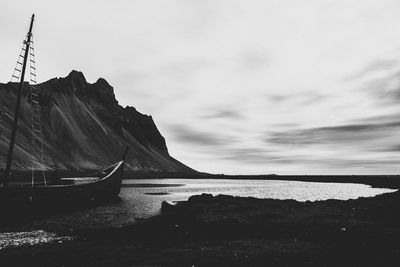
[1, 179, 397, 235]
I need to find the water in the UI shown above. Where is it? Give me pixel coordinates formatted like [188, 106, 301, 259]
[0, 178, 397, 249]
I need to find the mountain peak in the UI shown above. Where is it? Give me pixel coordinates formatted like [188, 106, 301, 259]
[95, 77, 114, 95]
[65, 70, 87, 87]
[95, 77, 109, 86]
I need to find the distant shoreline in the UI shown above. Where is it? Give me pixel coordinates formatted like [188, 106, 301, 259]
[126, 173, 400, 189]
[4, 169, 400, 189]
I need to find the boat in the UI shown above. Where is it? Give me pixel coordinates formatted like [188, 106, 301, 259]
[0, 14, 127, 206]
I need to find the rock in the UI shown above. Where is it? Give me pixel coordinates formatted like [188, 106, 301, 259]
[161, 201, 177, 214]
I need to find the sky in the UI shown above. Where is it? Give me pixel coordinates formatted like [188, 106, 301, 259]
[2, 0, 400, 174]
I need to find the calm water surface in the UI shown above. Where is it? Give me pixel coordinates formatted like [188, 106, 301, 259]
[1, 178, 397, 249]
[28, 178, 397, 230]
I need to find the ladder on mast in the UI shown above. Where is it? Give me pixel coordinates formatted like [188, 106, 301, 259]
[2, 14, 47, 187]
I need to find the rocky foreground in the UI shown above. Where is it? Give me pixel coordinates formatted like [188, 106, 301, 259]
[1, 191, 400, 266]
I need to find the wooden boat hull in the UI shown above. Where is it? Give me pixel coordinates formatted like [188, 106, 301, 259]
[0, 161, 125, 206]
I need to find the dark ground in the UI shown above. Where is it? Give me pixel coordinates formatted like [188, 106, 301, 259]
[1, 185, 400, 266]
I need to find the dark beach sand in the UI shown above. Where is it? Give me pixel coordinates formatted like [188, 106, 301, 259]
[1, 189, 400, 266]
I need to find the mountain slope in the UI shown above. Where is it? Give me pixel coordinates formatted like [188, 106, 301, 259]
[0, 70, 195, 173]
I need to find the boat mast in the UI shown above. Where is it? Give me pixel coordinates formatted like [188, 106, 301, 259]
[2, 14, 35, 187]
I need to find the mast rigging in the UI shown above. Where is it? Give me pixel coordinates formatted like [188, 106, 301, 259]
[2, 14, 35, 187]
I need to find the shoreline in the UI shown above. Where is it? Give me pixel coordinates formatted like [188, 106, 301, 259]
[1, 190, 400, 266]
[119, 172, 400, 190]
[5, 168, 400, 189]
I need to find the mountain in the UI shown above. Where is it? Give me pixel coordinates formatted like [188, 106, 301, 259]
[0, 70, 195, 173]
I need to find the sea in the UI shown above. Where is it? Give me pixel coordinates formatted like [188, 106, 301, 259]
[0, 178, 397, 249]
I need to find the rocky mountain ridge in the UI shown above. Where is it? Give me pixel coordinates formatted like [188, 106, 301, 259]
[0, 70, 195, 173]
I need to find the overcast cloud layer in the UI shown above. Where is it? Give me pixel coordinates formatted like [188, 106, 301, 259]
[2, 0, 400, 174]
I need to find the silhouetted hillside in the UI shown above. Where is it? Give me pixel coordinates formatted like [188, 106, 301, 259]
[0, 70, 195, 174]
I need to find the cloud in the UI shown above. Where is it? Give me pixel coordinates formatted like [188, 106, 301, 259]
[272, 157, 400, 169]
[348, 113, 400, 124]
[348, 61, 400, 106]
[344, 59, 399, 81]
[201, 108, 243, 120]
[167, 124, 237, 147]
[267, 94, 290, 103]
[221, 148, 281, 164]
[374, 144, 400, 152]
[266, 120, 400, 146]
[361, 70, 400, 104]
[272, 122, 301, 128]
[266, 92, 326, 105]
[218, 146, 400, 169]
[238, 49, 269, 70]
